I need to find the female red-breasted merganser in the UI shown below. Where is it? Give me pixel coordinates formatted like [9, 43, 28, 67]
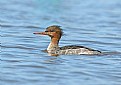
[34, 25, 101, 56]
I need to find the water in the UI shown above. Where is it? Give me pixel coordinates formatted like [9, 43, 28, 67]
[1, 0, 121, 85]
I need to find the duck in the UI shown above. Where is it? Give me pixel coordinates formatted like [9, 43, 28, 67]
[34, 25, 101, 56]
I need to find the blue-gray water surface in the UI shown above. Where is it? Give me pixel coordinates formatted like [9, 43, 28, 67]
[1, 0, 121, 85]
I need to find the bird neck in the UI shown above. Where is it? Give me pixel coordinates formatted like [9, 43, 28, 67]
[47, 37, 60, 51]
